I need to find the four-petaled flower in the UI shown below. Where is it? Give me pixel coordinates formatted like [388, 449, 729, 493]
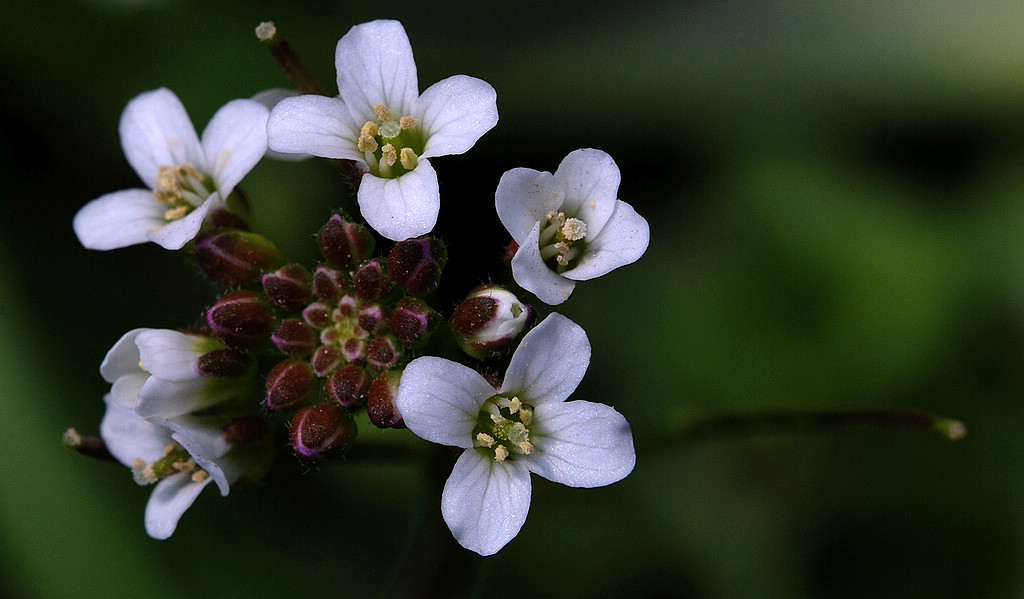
[395, 313, 636, 555]
[73, 88, 269, 250]
[496, 148, 650, 305]
[98, 328, 270, 538]
[266, 19, 499, 242]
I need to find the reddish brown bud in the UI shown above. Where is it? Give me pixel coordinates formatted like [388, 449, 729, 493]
[206, 291, 275, 348]
[312, 266, 348, 303]
[387, 237, 447, 296]
[325, 364, 370, 409]
[389, 297, 438, 348]
[222, 416, 269, 444]
[318, 214, 375, 270]
[289, 403, 357, 461]
[366, 336, 402, 371]
[195, 231, 283, 287]
[311, 345, 342, 377]
[353, 259, 392, 301]
[357, 303, 386, 335]
[262, 263, 312, 310]
[367, 370, 404, 429]
[265, 359, 316, 411]
[272, 319, 317, 357]
[195, 348, 253, 378]
[450, 286, 532, 359]
[302, 301, 333, 329]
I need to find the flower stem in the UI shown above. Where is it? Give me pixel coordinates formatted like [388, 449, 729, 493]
[653, 408, 965, 448]
[255, 22, 328, 95]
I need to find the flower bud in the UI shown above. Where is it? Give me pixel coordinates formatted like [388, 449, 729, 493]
[302, 301, 333, 329]
[389, 297, 438, 348]
[325, 364, 370, 409]
[318, 214, 375, 270]
[450, 286, 532, 359]
[289, 402, 357, 461]
[195, 348, 253, 378]
[367, 370, 404, 429]
[353, 259, 392, 301]
[311, 345, 342, 378]
[366, 336, 402, 372]
[265, 359, 316, 411]
[222, 416, 270, 444]
[272, 319, 317, 357]
[312, 266, 348, 303]
[206, 291, 275, 348]
[195, 231, 283, 287]
[357, 303, 386, 335]
[262, 263, 312, 310]
[387, 237, 446, 296]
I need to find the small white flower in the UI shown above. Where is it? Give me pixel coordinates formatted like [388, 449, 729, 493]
[266, 19, 499, 241]
[74, 88, 269, 250]
[395, 313, 635, 555]
[100, 391, 271, 539]
[496, 148, 650, 305]
[100, 328, 254, 419]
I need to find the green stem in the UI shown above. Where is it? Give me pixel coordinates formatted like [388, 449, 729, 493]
[651, 408, 965, 449]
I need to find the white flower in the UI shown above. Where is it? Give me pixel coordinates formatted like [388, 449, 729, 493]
[266, 19, 499, 241]
[100, 328, 254, 419]
[394, 313, 635, 555]
[495, 148, 650, 305]
[100, 391, 271, 539]
[73, 88, 269, 250]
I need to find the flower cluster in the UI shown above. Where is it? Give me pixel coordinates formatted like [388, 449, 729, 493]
[68, 19, 649, 554]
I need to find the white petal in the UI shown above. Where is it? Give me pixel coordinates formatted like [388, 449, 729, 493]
[553, 149, 620, 235]
[99, 328, 149, 382]
[417, 75, 498, 159]
[201, 99, 269, 194]
[136, 376, 239, 419]
[394, 357, 495, 448]
[495, 168, 564, 244]
[510, 223, 576, 305]
[144, 472, 213, 540]
[335, 20, 419, 125]
[145, 192, 219, 250]
[164, 418, 232, 494]
[266, 95, 363, 161]
[110, 372, 147, 410]
[563, 199, 650, 281]
[502, 313, 590, 407]
[73, 189, 166, 250]
[441, 450, 532, 556]
[525, 400, 636, 487]
[120, 88, 203, 188]
[250, 89, 311, 161]
[357, 160, 439, 241]
[136, 330, 206, 381]
[99, 394, 171, 468]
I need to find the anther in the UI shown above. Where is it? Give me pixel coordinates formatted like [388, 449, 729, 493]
[399, 115, 419, 129]
[373, 104, 392, 121]
[399, 147, 418, 170]
[494, 445, 509, 462]
[381, 144, 397, 167]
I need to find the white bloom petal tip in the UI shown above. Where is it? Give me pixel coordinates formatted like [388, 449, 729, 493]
[496, 149, 649, 304]
[398, 313, 633, 554]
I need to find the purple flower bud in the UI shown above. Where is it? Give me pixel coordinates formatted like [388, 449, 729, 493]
[387, 237, 447, 296]
[312, 266, 348, 303]
[311, 345, 342, 378]
[195, 231, 283, 287]
[262, 263, 312, 310]
[195, 348, 253, 378]
[290, 403, 357, 461]
[272, 319, 317, 357]
[367, 370, 404, 429]
[353, 259, 393, 301]
[357, 303, 386, 335]
[318, 214, 375, 270]
[389, 297, 438, 348]
[325, 364, 370, 409]
[302, 301, 333, 329]
[340, 337, 367, 363]
[222, 416, 270, 444]
[366, 336, 402, 372]
[265, 359, 316, 411]
[206, 291, 275, 348]
[449, 286, 533, 359]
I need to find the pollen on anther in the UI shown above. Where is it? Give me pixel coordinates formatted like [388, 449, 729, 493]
[192, 470, 210, 483]
[476, 432, 496, 447]
[358, 133, 378, 153]
[399, 147, 418, 170]
[381, 144, 398, 167]
[494, 445, 509, 462]
[373, 104, 393, 121]
[399, 115, 419, 130]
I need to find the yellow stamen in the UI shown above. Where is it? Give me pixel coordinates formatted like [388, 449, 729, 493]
[399, 147, 418, 170]
[373, 104, 392, 121]
[399, 115, 419, 129]
[381, 144, 397, 167]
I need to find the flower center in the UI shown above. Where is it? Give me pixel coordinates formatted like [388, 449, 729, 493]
[538, 210, 588, 272]
[357, 104, 425, 179]
[472, 394, 534, 462]
[131, 442, 210, 485]
[153, 163, 215, 222]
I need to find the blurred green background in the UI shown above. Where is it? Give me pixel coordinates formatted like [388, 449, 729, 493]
[3, 0, 1024, 597]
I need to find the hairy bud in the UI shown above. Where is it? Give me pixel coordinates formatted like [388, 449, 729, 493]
[318, 214, 375, 270]
[289, 403, 357, 461]
[195, 231, 283, 287]
[264, 359, 316, 411]
[387, 237, 446, 296]
[262, 263, 312, 310]
[206, 291, 275, 348]
[367, 370, 404, 429]
[450, 286, 533, 359]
